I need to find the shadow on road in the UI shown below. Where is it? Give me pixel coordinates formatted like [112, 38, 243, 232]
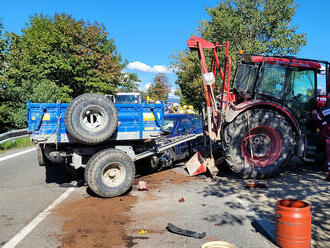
[200, 158, 330, 248]
[45, 164, 84, 185]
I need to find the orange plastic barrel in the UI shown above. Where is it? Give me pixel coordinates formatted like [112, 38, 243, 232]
[275, 199, 311, 248]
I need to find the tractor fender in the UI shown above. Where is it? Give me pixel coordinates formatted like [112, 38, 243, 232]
[225, 100, 301, 136]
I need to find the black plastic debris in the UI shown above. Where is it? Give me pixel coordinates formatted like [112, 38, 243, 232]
[166, 223, 206, 239]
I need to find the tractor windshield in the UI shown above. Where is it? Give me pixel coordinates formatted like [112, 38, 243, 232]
[258, 64, 286, 100]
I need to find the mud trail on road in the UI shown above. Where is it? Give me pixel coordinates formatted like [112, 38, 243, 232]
[57, 194, 137, 248]
[57, 168, 196, 248]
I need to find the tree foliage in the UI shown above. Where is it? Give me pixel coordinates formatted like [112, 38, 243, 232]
[147, 73, 171, 101]
[118, 72, 140, 92]
[0, 18, 5, 71]
[173, 0, 307, 108]
[0, 18, 10, 132]
[0, 13, 137, 130]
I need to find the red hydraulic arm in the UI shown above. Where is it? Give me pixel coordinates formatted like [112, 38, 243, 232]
[187, 36, 233, 140]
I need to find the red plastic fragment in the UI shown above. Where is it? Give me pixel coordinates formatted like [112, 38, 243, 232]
[137, 180, 148, 191]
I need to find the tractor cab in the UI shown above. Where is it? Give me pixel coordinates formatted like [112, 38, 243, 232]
[232, 55, 329, 134]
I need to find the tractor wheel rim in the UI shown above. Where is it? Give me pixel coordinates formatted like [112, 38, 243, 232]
[102, 162, 126, 187]
[241, 126, 282, 168]
[248, 133, 271, 157]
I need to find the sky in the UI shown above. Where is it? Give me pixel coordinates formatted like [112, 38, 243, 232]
[2, 0, 330, 95]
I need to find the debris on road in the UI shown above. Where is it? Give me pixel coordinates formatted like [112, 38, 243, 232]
[138, 229, 148, 235]
[166, 223, 206, 239]
[206, 157, 219, 178]
[186, 152, 208, 176]
[178, 197, 185, 203]
[244, 179, 267, 189]
[137, 180, 148, 191]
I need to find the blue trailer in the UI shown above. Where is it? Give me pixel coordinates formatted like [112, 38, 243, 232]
[27, 93, 203, 198]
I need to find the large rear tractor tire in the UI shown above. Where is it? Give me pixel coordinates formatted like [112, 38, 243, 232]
[222, 109, 295, 178]
[85, 149, 135, 198]
[65, 93, 118, 145]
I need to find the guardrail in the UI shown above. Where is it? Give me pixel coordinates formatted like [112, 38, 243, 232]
[0, 129, 29, 145]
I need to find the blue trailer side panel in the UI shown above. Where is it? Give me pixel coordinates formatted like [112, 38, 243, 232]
[27, 102, 164, 143]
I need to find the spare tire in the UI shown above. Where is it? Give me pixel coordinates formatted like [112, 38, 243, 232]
[65, 93, 118, 145]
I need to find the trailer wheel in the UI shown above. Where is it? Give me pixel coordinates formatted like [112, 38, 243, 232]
[85, 149, 135, 198]
[223, 109, 295, 178]
[65, 93, 118, 145]
[37, 145, 47, 166]
[37, 144, 64, 166]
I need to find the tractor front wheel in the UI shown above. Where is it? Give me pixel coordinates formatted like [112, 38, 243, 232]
[222, 109, 295, 178]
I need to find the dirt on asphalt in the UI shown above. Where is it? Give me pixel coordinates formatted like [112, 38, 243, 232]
[57, 194, 137, 248]
[56, 168, 197, 248]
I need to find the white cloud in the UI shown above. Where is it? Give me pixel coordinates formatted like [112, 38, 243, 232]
[127, 61, 174, 74]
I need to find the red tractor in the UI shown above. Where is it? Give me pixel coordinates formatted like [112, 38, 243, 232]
[188, 36, 330, 178]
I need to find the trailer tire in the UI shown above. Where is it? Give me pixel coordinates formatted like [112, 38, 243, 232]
[65, 93, 118, 145]
[37, 145, 54, 166]
[223, 109, 295, 178]
[85, 149, 135, 198]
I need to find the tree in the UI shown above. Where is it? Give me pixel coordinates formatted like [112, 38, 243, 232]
[173, 0, 307, 108]
[0, 18, 11, 133]
[118, 72, 140, 92]
[0, 18, 5, 71]
[1, 13, 133, 129]
[147, 73, 171, 101]
[174, 87, 182, 98]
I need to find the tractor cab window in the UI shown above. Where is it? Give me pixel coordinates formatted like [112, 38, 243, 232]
[232, 63, 258, 97]
[258, 64, 286, 100]
[285, 68, 316, 132]
[286, 69, 315, 104]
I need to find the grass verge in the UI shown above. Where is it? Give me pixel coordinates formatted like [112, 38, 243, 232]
[0, 137, 34, 153]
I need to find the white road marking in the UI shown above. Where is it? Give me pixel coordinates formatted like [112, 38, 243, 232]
[0, 147, 36, 163]
[2, 187, 75, 248]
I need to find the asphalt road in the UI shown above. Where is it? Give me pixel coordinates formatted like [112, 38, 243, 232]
[0, 147, 73, 248]
[0, 146, 329, 248]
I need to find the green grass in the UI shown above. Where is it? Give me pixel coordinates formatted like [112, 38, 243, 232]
[0, 137, 34, 153]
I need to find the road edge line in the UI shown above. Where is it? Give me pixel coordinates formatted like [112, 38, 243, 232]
[2, 187, 75, 248]
[0, 147, 36, 163]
